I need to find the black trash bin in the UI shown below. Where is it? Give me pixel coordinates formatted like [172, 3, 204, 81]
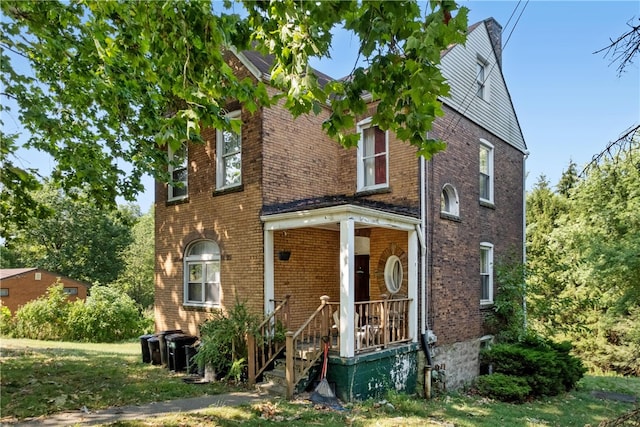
[147, 336, 161, 365]
[166, 334, 198, 372]
[139, 334, 155, 363]
[157, 329, 182, 368]
[185, 342, 203, 375]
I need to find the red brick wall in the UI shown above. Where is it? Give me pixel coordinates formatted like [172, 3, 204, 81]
[427, 105, 525, 344]
[0, 270, 87, 314]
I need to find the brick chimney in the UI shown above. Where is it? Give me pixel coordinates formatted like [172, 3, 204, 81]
[484, 18, 503, 68]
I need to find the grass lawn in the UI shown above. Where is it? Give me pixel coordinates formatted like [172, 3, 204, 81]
[1, 338, 639, 426]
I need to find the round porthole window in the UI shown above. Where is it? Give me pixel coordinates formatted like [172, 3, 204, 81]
[384, 255, 403, 294]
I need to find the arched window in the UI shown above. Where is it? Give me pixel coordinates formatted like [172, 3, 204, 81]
[384, 255, 403, 294]
[184, 240, 220, 307]
[441, 183, 460, 217]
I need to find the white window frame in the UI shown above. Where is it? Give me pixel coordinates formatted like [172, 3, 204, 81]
[480, 242, 494, 305]
[183, 240, 221, 308]
[479, 139, 494, 204]
[357, 117, 389, 191]
[476, 57, 490, 101]
[384, 255, 403, 294]
[441, 183, 460, 217]
[168, 143, 188, 201]
[216, 110, 242, 190]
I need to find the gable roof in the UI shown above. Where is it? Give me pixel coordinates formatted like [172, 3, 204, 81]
[439, 19, 527, 153]
[0, 268, 37, 280]
[235, 19, 526, 153]
[0, 268, 89, 287]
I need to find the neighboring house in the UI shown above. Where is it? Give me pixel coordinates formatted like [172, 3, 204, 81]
[155, 18, 526, 401]
[0, 268, 89, 314]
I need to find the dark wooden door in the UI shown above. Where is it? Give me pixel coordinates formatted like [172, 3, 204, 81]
[355, 255, 370, 302]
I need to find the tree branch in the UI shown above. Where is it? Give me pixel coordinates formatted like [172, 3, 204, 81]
[581, 124, 640, 177]
[594, 17, 640, 76]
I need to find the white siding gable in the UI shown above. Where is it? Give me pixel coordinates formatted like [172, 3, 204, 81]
[439, 21, 526, 153]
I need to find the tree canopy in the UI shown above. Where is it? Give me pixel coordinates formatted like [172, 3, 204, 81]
[1, 0, 468, 235]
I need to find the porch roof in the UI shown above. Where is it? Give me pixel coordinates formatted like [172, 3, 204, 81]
[260, 203, 420, 232]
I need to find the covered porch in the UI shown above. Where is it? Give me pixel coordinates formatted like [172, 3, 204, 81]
[251, 204, 422, 399]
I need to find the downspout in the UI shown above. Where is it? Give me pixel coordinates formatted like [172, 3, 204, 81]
[522, 150, 530, 330]
[419, 145, 433, 398]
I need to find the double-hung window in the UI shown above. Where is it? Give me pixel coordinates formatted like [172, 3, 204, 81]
[479, 140, 494, 203]
[476, 62, 486, 99]
[480, 242, 494, 304]
[168, 143, 188, 201]
[357, 118, 388, 191]
[216, 110, 242, 190]
[184, 240, 221, 307]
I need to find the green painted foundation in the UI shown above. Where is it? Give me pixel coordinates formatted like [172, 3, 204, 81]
[326, 343, 420, 401]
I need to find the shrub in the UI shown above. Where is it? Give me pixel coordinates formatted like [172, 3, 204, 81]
[474, 373, 531, 403]
[66, 285, 142, 342]
[480, 336, 586, 401]
[194, 300, 260, 382]
[0, 302, 13, 336]
[13, 282, 72, 340]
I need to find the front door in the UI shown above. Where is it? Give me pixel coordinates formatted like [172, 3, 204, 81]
[354, 255, 370, 302]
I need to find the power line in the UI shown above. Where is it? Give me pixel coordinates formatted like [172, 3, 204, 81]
[440, 0, 529, 141]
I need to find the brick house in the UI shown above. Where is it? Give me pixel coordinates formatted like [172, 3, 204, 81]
[154, 18, 526, 400]
[0, 268, 88, 314]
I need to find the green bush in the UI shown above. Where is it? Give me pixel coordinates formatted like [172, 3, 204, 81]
[480, 335, 585, 401]
[194, 300, 260, 382]
[14, 282, 72, 340]
[0, 302, 13, 336]
[66, 285, 142, 342]
[12, 283, 148, 342]
[474, 373, 531, 403]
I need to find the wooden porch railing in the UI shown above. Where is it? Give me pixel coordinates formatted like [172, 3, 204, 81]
[248, 295, 291, 386]
[285, 295, 333, 399]
[354, 297, 412, 352]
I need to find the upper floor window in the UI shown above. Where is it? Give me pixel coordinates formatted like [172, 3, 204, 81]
[479, 140, 494, 203]
[480, 242, 494, 304]
[0, 288, 8, 297]
[184, 240, 221, 307]
[476, 61, 486, 99]
[441, 183, 460, 217]
[216, 110, 242, 190]
[168, 143, 188, 201]
[357, 118, 388, 191]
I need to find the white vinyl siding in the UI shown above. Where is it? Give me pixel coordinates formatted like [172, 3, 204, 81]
[439, 22, 526, 153]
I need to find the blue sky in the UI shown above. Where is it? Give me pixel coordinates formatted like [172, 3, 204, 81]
[7, 1, 640, 213]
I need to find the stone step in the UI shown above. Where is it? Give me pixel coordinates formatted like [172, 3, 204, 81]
[256, 380, 287, 397]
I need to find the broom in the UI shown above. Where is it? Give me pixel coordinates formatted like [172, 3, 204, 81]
[310, 336, 338, 405]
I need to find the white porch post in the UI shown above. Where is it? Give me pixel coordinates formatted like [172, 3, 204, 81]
[264, 228, 275, 317]
[408, 228, 418, 343]
[339, 218, 356, 357]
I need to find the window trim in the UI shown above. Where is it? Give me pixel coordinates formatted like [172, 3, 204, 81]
[168, 143, 188, 202]
[441, 183, 460, 217]
[216, 110, 242, 191]
[183, 240, 221, 308]
[357, 117, 389, 192]
[476, 57, 490, 101]
[479, 139, 494, 204]
[384, 255, 403, 295]
[480, 242, 494, 305]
